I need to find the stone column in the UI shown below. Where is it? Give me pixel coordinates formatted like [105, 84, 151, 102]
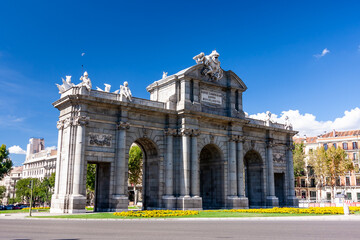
[115, 121, 130, 196]
[180, 128, 192, 197]
[163, 128, 177, 209]
[287, 143, 299, 206]
[164, 128, 177, 196]
[53, 120, 64, 196]
[228, 135, 238, 196]
[266, 139, 278, 207]
[112, 121, 130, 211]
[191, 129, 201, 197]
[72, 115, 89, 196]
[237, 137, 245, 197]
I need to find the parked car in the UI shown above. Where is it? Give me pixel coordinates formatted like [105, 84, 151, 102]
[12, 206, 21, 210]
[19, 205, 29, 209]
[0, 205, 5, 210]
[6, 205, 14, 210]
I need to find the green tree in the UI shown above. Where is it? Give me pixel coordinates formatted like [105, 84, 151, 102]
[309, 146, 354, 200]
[0, 186, 6, 203]
[293, 143, 306, 177]
[0, 144, 13, 180]
[86, 164, 96, 206]
[15, 178, 40, 205]
[49, 172, 55, 188]
[39, 177, 53, 206]
[128, 145, 143, 205]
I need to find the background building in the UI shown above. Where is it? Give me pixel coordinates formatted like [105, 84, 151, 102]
[294, 129, 360, 202]
[0, 166, 23, 205]
[22, 138, 57, 179]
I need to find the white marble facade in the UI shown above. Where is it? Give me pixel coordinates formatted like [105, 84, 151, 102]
[51, 51, 298, 213]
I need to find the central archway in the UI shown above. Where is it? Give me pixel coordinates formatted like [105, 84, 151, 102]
[132, 138, 160, 210]
[199, 144, 224, 209]
[244, 150, 264, 207]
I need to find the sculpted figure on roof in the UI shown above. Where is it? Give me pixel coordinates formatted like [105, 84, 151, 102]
[193, 50, 223, 81]
[56, 75, 75, 94]
[78, 71, 92, 91]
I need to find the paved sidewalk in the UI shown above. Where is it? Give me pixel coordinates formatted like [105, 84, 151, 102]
[2, 212, 360, 221]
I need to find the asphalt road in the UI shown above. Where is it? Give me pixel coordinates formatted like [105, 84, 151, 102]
[1, 218, 360, 240]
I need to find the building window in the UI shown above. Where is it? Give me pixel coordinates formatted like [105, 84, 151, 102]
[309, 148, 313, 153]
[310, 178, 316, 187]
[343, 143, 348, 150]
[301, 191, 306, 199]
[353, 142, 358, 150]
[336, 177, 341, 186]
[357, 193, 360, 202]
[346, 177, 350, 186]
[354, 153, 358, 161]
[346, 192, 352, 200]
[324, 143, 328, 150]
[301, 179, 306, 187]
[333, 143, 337, 149]
[327, 193, 331, 200]
[310, 191, 316, 199]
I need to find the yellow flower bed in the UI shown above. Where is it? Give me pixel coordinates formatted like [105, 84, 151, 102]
[113, 210, 199, 218]
[205, 207, 360, 215]
[23, 207, 50, 210]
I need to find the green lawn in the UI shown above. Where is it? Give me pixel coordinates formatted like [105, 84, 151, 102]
[0, 209, 50, 214]
[34, 211, 321, 219]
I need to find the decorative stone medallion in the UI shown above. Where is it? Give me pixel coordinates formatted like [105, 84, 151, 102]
[89, 133, 112, 147]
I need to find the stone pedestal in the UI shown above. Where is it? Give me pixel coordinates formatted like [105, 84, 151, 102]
[68, 195, 87, 213]
[111, 195, 129, 211]
[266, 196, 279, 207]
[162, 196, 177, 209]
[177, 196, 202, 210]
[226, 196, 249, 209]
[287, 196, 299, 207]
[50, 195, 67, 213]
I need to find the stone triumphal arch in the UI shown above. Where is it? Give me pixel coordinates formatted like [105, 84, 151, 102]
[51, 50, 298, 213]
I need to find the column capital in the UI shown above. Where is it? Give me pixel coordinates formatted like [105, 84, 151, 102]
[266, 139, 275, 148]
[238, 136, 246, 143]
[164, 128, 177, 136]
[229, 135, 239, 142]
[57, 120, 64, 130]
[192, 129, 201, 137]
[63, 117, 73, 129]
[117, 121, 130, 130]
[180, 128, 192, 136]
[287, 143, 295, 151]
[73, 116, 90, 126]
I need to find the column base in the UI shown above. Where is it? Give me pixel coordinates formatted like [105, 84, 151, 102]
[226, 196, 249, 209]
[287, 196, 299, 207]
[110, 195, 129, 212]
[266, 196, 279, 208]
[162, 195, 177, 209]
[50, 194, 67, 213]
[50, 194, 86, 213]
[176, 196, 202, 210]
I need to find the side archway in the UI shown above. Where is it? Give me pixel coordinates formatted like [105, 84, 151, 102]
[244, 150, 264, 207]
[199, 144, 225, 209]
[131, 137, 160, 209]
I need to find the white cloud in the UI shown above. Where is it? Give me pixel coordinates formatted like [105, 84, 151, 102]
[247, 107, 360, 137]
[81, 52, 85, 56]
[45, 146, 57, 151]
[8, 145, 26, 154]
[314, 48, 330, 58]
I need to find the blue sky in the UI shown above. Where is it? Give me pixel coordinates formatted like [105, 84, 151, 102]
[1, 0, 360, 166]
